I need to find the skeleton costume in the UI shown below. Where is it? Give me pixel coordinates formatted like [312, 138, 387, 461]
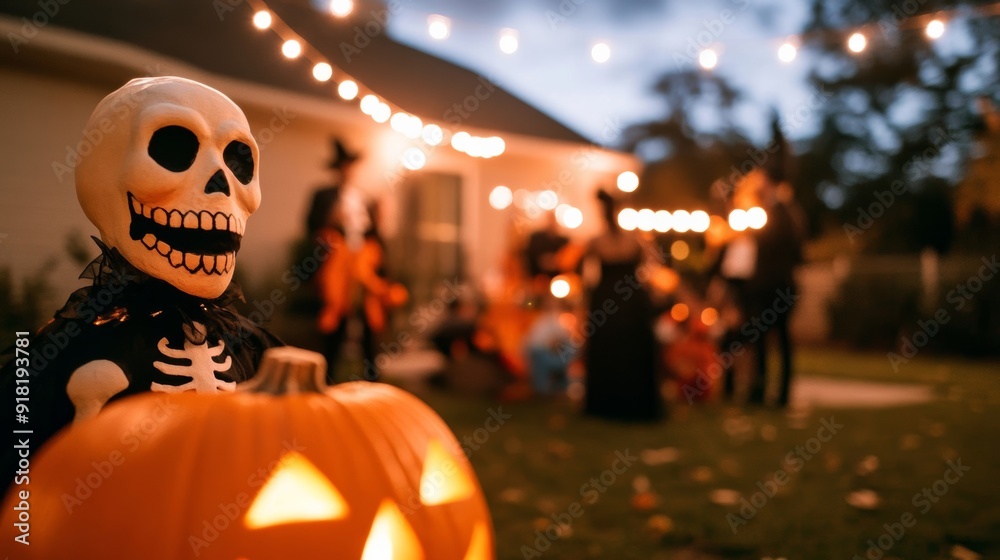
[2, 77, 282, 489]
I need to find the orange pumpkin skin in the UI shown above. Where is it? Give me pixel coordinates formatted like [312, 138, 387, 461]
[1, 378, 493, 559]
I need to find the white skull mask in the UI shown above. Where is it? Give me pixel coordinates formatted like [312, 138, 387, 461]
[75, 76, 261, 299]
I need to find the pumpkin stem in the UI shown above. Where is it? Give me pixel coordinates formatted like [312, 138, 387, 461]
[239, 346, 329, 395]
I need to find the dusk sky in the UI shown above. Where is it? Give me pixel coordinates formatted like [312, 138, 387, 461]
[376, 0, 818, 152]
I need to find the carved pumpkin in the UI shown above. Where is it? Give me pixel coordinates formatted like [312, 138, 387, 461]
[1, 348, 494, 559]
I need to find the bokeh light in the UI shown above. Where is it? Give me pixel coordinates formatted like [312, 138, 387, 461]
[489, 186, 513, 210]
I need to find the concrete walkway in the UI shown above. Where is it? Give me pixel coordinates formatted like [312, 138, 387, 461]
[791, 376, 935, 408]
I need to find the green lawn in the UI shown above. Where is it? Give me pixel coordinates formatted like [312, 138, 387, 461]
[413, 348, 1000, 560]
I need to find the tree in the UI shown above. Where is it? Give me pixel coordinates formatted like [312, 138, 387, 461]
[798, 0, 1000, 253]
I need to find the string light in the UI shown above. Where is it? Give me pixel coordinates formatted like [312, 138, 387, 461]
[747, 206, 768, 229]
[618, 208, 638, 231]
[591, 42, 611, 63]
[359, 94, 379, 114]
[848, 32, 866, 53]
[778, 41, 797, 62]
[637, 208, 655, 232]
[499, 28, 519, 54]
[672, 210, 692, 233]
[489, 186, 513, 210]
[337, 80, 358, 100]
[670, 303, 690, 322]
[560, 207, 583, 229]
[372, 103, 391, 123]
[428, 15, 451, 40]
[329, 0, 353, 17]
[252, 10, 272, 30]
[926, 19, 945, 39]
[550, 277, 571, 299]
[281, 39, 302, 59]
[421, 124, 444, 146]
[698, 49, 718, 69]
[537, 190, 558, 211]
[312, 62, 333, 82]
[690, 210, 710, 233]
[728, 209, 748, 231]
[617, 171, 639, 192]
[654, 210, 672, 233]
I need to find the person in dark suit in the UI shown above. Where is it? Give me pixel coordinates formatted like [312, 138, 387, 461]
[306, 139, 359, 238]
[746, 119, 807, 406]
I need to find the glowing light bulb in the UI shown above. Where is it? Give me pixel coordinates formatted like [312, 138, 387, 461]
[499, 28, 519, 54]
[537, 190, 558, 211]
[591, 42, 611, 63]
[359, 94, 379, 114]
[690, 210, 710, 233]
[699, 49, 718, 69]
[672, 210, 691, 233]
[848, 32, 866, 53]
[637, 208, 655, 232]
[728, 209, 748, 231]
[281, 39, 302, 59]
[654, 210, 672, 233]
[778, 42, 796, 62]
[252, 11, 272, 30]
[747, 206, 768, 229]
[617, 171, 639, 193]
[338, 80, 358, 100]
[312, 62, 333, 82]
[489, 186, 513, 210]
[372, 103, 391, 123]
[421, 124, 443, 146]
[451, 131, 471, 152]
[561, 207, 583, 229]
[926, 19, 945, 39]
[618, 208, 638, 231]
[550, 277, 571, 298]
[329, 0, 353, 17]
[671, 303, 690, 322]
[428, 15, 450, 40]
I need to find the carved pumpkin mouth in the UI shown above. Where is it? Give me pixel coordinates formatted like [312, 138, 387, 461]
[127, 192, 243, 275]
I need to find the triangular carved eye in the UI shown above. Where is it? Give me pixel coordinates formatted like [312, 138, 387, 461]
[244, 452, 348, 529]
[361, 499, 424, 560]
[419, 440, 475, 506]
[462, 522, 491, 560]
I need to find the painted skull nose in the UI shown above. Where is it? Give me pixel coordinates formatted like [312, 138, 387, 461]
[204, 169, 230, 196]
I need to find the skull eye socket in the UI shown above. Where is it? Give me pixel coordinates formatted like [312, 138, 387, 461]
[224, 140, 255, 185]
[148, 126, 199, 172]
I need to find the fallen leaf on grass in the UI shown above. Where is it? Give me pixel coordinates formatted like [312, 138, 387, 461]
[845, 489, 881, 510]
[640, 447, 679, 466]
[708, 489, 741, 506]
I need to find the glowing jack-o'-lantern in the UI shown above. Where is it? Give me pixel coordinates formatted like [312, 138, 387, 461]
[0, 348, 494, 559]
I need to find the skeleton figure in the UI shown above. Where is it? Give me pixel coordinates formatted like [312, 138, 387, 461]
[2, 77, 282, 488]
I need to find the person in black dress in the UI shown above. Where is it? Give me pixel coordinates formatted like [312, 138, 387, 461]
[583, 191, 663, 421]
